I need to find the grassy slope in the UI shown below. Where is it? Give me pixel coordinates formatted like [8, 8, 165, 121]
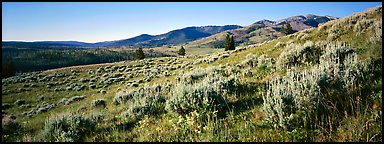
[2, 6, 382, 142]
[183, 24, 285, 49]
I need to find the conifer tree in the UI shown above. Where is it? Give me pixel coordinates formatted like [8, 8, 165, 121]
[134, 48, 145, 60]
[178, 46, 186, 56]
[224, 34, 231, 51]
[280, 25, 286, 35]
[286, 23, 293, 34]
[230, 35, 236, 50]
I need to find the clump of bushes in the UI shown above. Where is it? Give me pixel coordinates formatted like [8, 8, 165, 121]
[274, 42, 286, 48]
[39, 113, 96, 142]
[91, 99, 106, 108]
[115, 83, 171, 121]
[121, 94, 166, 120]
[98, 89, 106, 94]
[165, 81, 224, 115]
[19, 104, 32, 108]
[2, 103, 12, 110]
[2, 116, 23, 140]
[15, 99, 26, 106]
[179, 66, 225, 85]
[238, 54, 257, 68]
[296, 32, 310, 41]
[25, 102, 56, 117]
[58, 96, 86, 105]
[276, 41, 321, 69]
[263, 42, 380, 131]
[113, 90, 136, 105]
[166, 68, 240, 115]
[36, 103, 56, 114]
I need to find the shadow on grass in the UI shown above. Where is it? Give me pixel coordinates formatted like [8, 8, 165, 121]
[226, 96, 263, 116]
[221, 81, 266, 117]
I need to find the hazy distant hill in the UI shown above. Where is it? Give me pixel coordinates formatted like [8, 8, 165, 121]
[2, 41, 91, 49]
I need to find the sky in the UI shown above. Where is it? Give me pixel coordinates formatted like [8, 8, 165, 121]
[2, 2, 382, 43]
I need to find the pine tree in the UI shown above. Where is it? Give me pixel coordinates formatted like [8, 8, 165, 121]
[280, 25, 286, 35]
[224, 34, 231, 51]
[134, 48, 145, 60]
[178, 46, 186, 56]
[2, 61, 16, 79]
[230, 35, 236, 50]
[286, 23, 293, 34]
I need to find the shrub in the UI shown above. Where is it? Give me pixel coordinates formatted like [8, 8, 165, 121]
[2, 103, 12, 110]
[114, 83, 164, 105]
[58, 96, 85, 105]
[98, 89, 106, 94]
[58, 98, 69, 105]
[274, 42, 286, 48]
[68, 96, 85, 102]
[296, 33, 309, 41]
[218, 53, 230, 60]
[165, 71, 239, 115]
[276, 41, 321, 69]
[327, 32, 339, 41]
[370, 20, 382, 43]
[179, 66, 223, 84]
[26, 102, 56, 117]
[121, 94, 166, 120]
[92, 99, 106, 108]
[239, 54, 258, 68]
[19, 104, 32, 108]
[40, 113, 96, 142]
[257, 54, 274, 69]
[15, 99, 26, 106]
[113, 90, 135, 105]
[131, 83, 139, 87]
[263, 43, 377, 130]
[2, 116, 23, 136]
[242, 68, 253, 77]
[36, 103, 56, 114]
[89, 84, 96, 89]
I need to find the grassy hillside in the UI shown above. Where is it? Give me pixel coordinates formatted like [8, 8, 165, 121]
[184, 24, 284, 49]
[2, 5, 382, 142]
[183, 14, 337, 49]
[2, 47, 175, 77]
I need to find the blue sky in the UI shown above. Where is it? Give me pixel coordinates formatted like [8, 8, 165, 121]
[2, 2, 382, 43]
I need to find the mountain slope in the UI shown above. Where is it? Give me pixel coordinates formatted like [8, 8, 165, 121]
[104, 25, 243, 48]
[184, 14, 337, 49]
[2, 25, 242, 49]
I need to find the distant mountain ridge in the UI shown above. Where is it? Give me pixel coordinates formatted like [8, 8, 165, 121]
[254, 14, 338, 31]
[2, 25, 243, 48]
[184, 14, 338, 48]
[2, 14, 337, 49]
[94, 25, 243, 48]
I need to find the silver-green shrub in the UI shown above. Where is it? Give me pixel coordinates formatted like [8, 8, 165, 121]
[165, 67, 239, 115]
[263, 42, 370, 129]
[121, 94, 166, 120]
[40, 113, 95, 142]
[276, 41, 320, 70]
